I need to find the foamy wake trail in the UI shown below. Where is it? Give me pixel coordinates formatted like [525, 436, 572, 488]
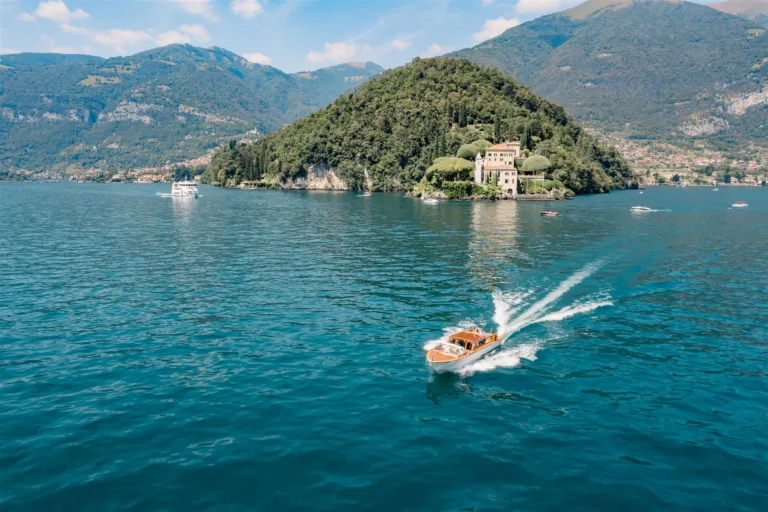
[535, 299, 613, 323]
[459, 341, 542, 375]
[497, 259, 606, 340]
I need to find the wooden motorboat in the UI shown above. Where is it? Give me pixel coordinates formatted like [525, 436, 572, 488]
[541, 210, 559, 217]
[426, 329, 502, 374]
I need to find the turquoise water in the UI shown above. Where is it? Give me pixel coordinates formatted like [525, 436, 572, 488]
[1, 183, 767, 510]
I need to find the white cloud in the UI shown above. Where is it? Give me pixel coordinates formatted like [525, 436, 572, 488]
[242, 52, 271, 65]
[306, 41, 357, 64]
[90, 29, 153, 54]
[179, 23, 210, 42]
[473, 16, 520, 42]
[168, 0, 217, 20]
[422, 43, 449, 57]
[156, 24, 209, 46]
[391, 39, 410, 51]
[35, 1, 89, 23]
[0, 47, 21, 54]
[482, 0, 495, 6]
[231, 0, 262, 19]
[58, 21, 209, 54]
[155, 30, 191, 46]
[17, 12, 36, 22]
[514, 0, 580, 15]
[60, 22, 89, 34]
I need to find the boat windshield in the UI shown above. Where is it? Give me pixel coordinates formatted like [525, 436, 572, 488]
[433, 342, 465, 357]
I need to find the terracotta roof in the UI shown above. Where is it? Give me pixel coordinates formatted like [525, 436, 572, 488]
[487, 142, 521, 151]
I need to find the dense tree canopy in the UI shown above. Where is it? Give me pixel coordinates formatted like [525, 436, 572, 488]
[522, 155, 552, 173]
[203, 57, 633, 194]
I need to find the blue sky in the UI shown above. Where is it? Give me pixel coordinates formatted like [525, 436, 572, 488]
[1, 0, 715, 72]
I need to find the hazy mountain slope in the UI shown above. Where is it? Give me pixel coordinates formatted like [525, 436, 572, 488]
[0, 45, 382, 171]
[710, 0, 768, 25]
[453, 0, 768, 149]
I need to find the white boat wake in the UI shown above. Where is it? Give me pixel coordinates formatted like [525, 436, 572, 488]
[424, 260, 612, 375]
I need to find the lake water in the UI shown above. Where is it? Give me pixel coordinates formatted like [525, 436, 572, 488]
[1, 183, 767, 510]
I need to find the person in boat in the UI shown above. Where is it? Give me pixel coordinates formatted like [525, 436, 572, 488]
[477, 327, 486, 337]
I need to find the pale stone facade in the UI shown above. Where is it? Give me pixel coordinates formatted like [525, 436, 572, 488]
[474, 141, 522, 198]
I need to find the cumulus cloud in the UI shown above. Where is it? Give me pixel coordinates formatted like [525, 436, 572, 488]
[168, 0, 217, 20]
[58, 21, 210, 54]
[514, 0, 580, 14]
[473, 16, 520, 42]
[17, 12, 37, 22]
[231, 0, 263, 19]
[422, 43, 449, 57]
[179, 23, 210, 41]
[34, 1, 89, 23]
[91, 29, 153, 54]
[60, 22, 89, 34]
[391, 39, 410, 51]
[306, 41, 356, 64]
[242, 52, 271, 65]
[155, 24, 210, 45]
[155, 30, 192, 46]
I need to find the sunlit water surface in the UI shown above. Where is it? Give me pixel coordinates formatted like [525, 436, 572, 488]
[1, 183, 767, 510]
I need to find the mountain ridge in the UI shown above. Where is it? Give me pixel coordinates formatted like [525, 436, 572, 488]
[453, 0, 768, 162]
[0, 44, 383, 172]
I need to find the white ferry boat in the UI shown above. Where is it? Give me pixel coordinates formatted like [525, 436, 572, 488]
[171, 180, 199, 198]
[732, 201, 748, 208]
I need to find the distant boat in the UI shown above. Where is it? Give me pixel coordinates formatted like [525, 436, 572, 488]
[732, 201, 748, 208]
[423, 198, 439, 204]
[541, 210, 559, 217]
[171, 180, 199, 198]
[713, 188, 719, 191]
[639, 191, 644, 194]
[631, 206, 652, 212]
[362, 191, 372, 197]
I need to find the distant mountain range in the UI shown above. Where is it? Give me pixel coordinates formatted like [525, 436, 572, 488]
[454, 0, 768, 160]
[0, 44, 382, 171]
[711, 0, 768, 26]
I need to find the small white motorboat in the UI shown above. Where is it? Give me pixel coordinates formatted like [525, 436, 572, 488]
[426, 329, 501, 374]
[713, 188, 719, 191]
[423, 198, 439, 204]
[631, 206, 652, 212]
[732, 201, 748, 208]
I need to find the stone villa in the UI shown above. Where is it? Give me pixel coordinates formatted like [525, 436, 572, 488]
[474, 141, 522, 198]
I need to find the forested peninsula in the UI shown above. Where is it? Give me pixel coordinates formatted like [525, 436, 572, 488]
[202, 57, 634, 197]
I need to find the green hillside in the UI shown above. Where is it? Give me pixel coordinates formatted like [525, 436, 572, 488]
[203, 57, 632, 195]
[453, 0, 768, 150]
[0, 45, 382, 172]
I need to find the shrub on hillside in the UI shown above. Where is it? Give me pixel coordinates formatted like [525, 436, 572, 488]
[442, 181, 473, 199]
[522, 155, 552, 174]
[457, 144, 479, 161]
[427, 157, 474, 181]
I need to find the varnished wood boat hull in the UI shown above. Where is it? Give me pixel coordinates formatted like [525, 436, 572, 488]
[427, 340, 502, 374]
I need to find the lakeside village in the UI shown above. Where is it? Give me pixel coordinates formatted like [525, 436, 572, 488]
[4, 139, 768, 190]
